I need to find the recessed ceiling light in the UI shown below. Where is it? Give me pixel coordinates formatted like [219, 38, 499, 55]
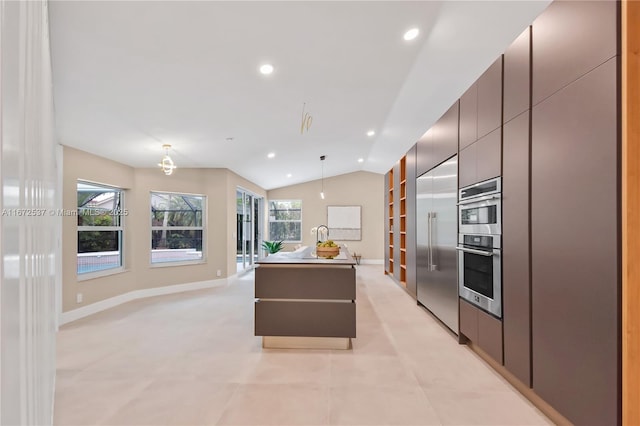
[259, 64, 274, 75]
[225, 137, 234, 142]
[367, 130, 375, 137]
[267, 152, 275, 159]
[358, 158, 364, 163]
[286, 173, 292, 178]
[403, 28, 419, 41]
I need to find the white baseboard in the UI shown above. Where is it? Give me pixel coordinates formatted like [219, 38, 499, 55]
[360, 259, 383, 265]
[60, 276, 233, 325]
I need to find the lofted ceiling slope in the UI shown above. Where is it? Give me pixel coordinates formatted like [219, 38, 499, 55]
[49, 1, 551, 190]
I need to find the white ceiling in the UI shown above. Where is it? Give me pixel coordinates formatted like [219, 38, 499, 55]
[49, 1, 551, 190]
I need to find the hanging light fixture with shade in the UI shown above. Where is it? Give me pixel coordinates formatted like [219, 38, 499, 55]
[320, 155, 326, 199]
[158, 144, 177, 175]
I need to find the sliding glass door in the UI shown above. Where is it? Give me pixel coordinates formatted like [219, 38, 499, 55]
[236, 188, 263, 272]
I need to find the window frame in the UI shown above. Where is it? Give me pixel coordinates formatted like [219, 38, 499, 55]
[77, 181, 125, 279]
[150, 191, 207, 266]
[268, 199, 302, 243]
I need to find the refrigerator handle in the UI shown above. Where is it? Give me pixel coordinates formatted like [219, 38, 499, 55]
[427, 212, 432, 270]
[430, 212, 437, 271]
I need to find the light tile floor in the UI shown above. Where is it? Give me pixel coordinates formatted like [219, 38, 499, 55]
[55, 265, 552, 426]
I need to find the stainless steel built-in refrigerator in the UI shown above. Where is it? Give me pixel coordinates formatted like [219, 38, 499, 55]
[416, 156, 458, 333]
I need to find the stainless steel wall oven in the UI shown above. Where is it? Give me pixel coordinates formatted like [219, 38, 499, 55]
[456, 234, 502, 317]
[457, 177, 502, 318]
[458, 178, 501, 235]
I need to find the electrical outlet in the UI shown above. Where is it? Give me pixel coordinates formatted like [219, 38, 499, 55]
[216, 270, 222, 277]
[76, 293, 83, 304]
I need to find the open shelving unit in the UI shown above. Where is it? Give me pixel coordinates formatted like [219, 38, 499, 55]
[385, 156, 408, 286]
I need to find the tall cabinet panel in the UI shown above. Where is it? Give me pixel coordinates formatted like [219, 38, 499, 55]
[531, 58, 619, 426]
[405, 146, 417, 297]
[502, 25, 532, 388]
[502, 112, 531, 386]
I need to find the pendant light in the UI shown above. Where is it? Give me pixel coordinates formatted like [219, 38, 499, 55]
[320, 155, 326, 199]
[158, 144, 177, 175]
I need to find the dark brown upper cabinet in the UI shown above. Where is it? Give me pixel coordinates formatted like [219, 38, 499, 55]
[416, 128, 433, 177]
[503, 27, 531, 124]
[477, 57, 503, 139]
[417, 101, 459, 177]
[532, 0, 618, 106]
[458, 142, 477, 188]
[432, 101, 460, 168]
[531, 57, 619, 426]
[460, 56, 502, 151]
[475, 128, 501, 183]
[459, 128, 501, 189]
[459, 83, 477, 150]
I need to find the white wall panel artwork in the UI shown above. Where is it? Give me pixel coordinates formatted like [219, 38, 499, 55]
[327, 205, 361, 241]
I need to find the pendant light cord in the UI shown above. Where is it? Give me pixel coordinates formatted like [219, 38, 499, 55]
[320, 155, 326, 199]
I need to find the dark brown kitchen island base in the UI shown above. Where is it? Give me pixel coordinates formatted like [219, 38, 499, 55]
[255, 249, 356, 350]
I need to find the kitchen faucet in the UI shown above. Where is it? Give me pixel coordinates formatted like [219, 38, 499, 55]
[315, 225, 329, 243]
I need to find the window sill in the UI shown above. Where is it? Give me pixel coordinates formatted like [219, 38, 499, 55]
[78, 267, 128, 282]
[150, 259, 206, 268]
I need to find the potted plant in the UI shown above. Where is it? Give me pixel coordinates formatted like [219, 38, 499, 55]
[261, 240, 284, 255]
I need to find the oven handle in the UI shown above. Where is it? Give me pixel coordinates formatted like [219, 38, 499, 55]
[455, 246, 494, 257]
[457, 194, 501, 206]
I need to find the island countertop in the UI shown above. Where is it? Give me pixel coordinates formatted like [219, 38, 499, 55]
[256, 246, 356, 266]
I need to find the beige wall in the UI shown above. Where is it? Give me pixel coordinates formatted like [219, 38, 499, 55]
[129, 167, 229, 292]
[62, 147, 267, 312]
[267, 171, 384, 260]
[62, 147, 379, 312]
[62, 147, 137, 311]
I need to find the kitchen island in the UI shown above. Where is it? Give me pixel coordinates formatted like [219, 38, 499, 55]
[254, 246, 356, 349]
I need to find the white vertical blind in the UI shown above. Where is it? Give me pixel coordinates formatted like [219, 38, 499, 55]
[1, 0, 58, 424]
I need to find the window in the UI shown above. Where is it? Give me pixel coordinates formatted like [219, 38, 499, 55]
[268, 200, 302, 242]
[77, 181, 124, 275]
[151, 192, 205, 264]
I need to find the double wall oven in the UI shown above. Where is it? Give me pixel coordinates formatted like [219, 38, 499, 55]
[457, 177, 502, 318]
